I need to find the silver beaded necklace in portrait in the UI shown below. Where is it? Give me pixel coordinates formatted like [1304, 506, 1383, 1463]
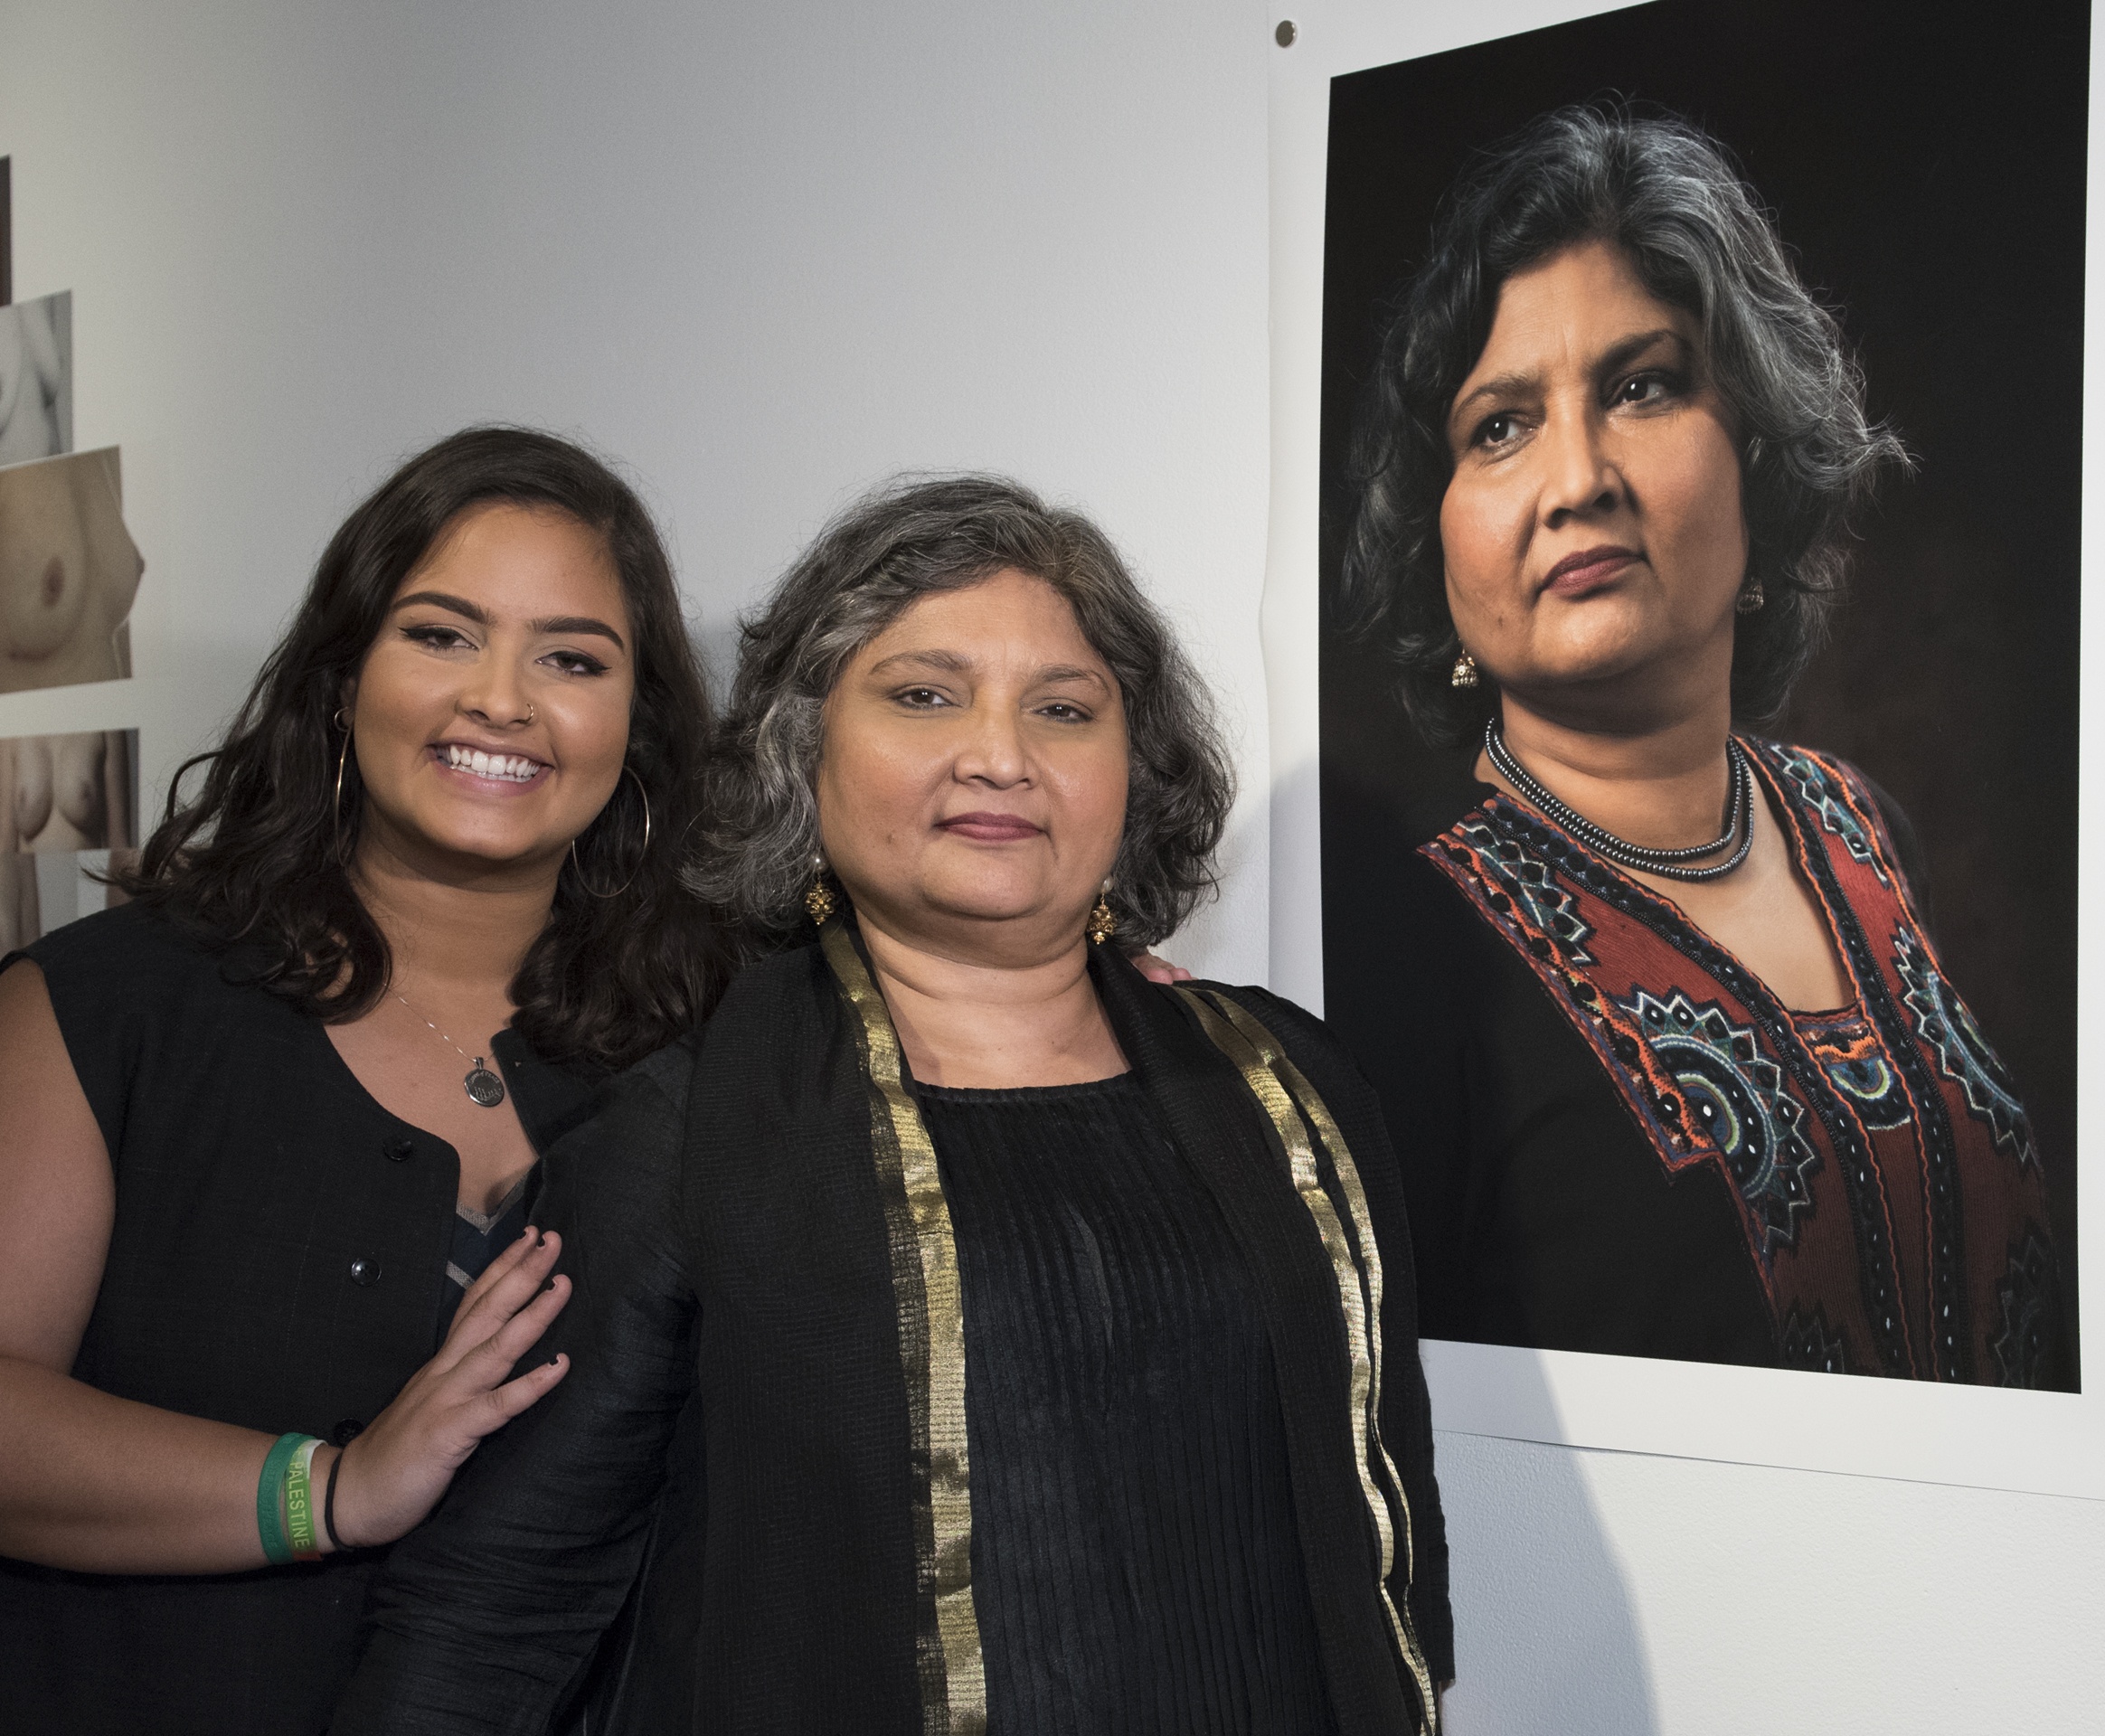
[1484, 721, 1755, 882]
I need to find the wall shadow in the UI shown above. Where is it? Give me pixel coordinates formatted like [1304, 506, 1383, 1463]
[1430, 1368, 1661, 1733]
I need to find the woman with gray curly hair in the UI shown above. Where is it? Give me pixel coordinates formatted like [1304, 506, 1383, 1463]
[693, 474, 1231, 957]
[336, 476, 1454, 1735]
[1331, 104, 2063, 1385]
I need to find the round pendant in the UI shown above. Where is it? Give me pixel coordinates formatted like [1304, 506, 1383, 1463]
[463, 1064, 506, 1109]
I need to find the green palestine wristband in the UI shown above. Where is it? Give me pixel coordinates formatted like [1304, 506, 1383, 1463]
[255, 1432, 309, 1566]
[283, 1437, 324, 1561]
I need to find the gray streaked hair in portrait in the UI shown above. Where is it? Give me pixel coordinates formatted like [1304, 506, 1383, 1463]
[1338, 101, 1912, 747]
[691, 474, 1235, 950]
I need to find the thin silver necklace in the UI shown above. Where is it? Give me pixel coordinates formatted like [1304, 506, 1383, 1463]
[1484, 721, 1756, 883]
[393, 992, 507, 1107]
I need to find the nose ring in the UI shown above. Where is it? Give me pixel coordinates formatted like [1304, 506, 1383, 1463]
[525, 703, 537, 725]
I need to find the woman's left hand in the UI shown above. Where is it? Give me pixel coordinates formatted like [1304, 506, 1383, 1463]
[325, 1227, 573, 1550]
[1129, 952, 1193, 984]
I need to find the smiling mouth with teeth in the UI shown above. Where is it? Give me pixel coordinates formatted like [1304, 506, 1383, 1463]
[439, 744, 545, 784]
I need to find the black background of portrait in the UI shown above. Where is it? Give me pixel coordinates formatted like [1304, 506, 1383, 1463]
[1318, 0, 2089, 1331]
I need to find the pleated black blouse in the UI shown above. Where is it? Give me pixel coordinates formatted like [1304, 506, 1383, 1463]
[922, 1075, 1336, 1735]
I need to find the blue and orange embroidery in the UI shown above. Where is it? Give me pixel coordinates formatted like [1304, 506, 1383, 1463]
[1770, 745, 1885, 882]
[1893, 928, 2037, 1171]
[1796, 1007, 1911, 1131]
[1421, 737, 2057, 1385]
[1430, 823, 1699, 1169]
[1621, 987, 1818, 1255]
[1450, 814, 1597, 966]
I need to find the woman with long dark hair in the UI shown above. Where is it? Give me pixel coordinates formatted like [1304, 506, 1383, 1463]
[0, 425, 727, 1732]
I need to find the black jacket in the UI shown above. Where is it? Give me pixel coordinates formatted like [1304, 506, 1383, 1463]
[335, 939, 1452, 1734]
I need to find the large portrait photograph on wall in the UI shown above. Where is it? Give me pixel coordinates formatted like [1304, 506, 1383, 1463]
[1317, 0, 2084, 1390]
[1267, 0, 2100, 1492]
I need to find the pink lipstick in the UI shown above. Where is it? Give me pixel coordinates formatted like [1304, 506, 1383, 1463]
[938, 811, 1043, 843]
[1541, 544, 1638, 597]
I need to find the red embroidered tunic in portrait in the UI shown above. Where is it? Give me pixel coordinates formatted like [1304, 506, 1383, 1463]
[1420, 740, 2057, 1384]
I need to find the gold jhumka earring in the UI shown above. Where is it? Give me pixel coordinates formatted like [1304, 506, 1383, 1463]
[1736, 580, 1766, 614]
[1086, 882, 1118, 945]
[805, 854, 836, 925]
[1449, 652, 1481, 688]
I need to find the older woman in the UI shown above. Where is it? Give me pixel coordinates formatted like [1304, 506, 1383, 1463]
[335, 476, 1452, 1735]
[1332, 105, 2063, 1385]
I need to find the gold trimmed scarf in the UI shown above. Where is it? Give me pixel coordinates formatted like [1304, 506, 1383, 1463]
[1177, 986, 1440, 1731]
[822, 922, 986, 1734]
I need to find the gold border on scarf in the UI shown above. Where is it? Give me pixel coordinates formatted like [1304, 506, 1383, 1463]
[1179, 986, 1440, 1734]
[823, 922, 986, 1734]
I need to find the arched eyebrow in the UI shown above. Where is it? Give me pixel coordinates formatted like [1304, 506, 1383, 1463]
[865, 648, 1108, 689]
[392, 590, 627, 650]
[1595, 326, 1689, 381]
[1034, 665, 1109, 689]
[865, 648, 972, 678]
[392, 590, 491, 625]
[533, 615, 627, 649]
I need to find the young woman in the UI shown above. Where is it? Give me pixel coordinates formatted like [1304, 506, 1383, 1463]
[0, 426, 726, 1733]
[335, 476, 1452, 1736]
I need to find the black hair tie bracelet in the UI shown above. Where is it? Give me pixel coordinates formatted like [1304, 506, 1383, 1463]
[323, 1449, 345, 1552]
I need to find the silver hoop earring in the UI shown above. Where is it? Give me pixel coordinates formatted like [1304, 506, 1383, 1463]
[570, 767, 653, 900]
[332, 709, 354, 863]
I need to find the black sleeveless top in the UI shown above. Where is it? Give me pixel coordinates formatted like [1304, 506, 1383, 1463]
[921, 1074, 1336, 1735]
[0, 902, 595, 1736]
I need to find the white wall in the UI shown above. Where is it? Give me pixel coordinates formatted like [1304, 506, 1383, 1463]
[2, 2, 2098, 1730]
[0, 0, 1276, 972]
